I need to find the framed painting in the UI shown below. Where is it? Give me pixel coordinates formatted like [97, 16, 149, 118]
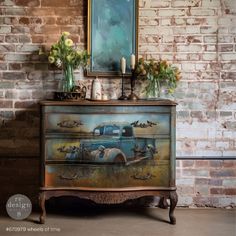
[87, 0, 138, 77]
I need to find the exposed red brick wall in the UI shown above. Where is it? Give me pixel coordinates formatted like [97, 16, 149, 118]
[177, 160, 236, 207]
[0, 0, 235, 207]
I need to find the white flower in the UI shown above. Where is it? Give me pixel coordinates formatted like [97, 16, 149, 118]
[55, 58, 62, 68]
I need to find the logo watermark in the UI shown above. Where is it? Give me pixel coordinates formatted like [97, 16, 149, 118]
[5, 227, 61, 232]
[6, 194, 32, 220]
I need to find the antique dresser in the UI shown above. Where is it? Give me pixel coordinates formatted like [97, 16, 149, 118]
[39, 100, 178, 224]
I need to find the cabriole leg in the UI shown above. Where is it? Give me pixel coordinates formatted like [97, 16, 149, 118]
[158, 196, 168, 209]
[39, 192, 46, 224]
[169, 191, 178, 225]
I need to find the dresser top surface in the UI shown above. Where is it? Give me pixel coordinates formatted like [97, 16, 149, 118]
[40, 99, 177, 106]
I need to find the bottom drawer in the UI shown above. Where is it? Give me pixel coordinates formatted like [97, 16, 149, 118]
[45, 160, 170, 189]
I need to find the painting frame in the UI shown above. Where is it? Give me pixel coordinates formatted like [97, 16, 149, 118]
[87, 0, 138, 77]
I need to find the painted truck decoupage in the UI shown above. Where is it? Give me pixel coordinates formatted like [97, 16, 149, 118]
[45, 113, 171, 188]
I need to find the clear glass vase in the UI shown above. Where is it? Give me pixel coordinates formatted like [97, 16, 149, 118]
[146, 79, 161, 99]
[62, 64, 75, 92]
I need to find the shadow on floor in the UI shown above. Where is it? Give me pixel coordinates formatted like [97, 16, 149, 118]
[30, 196, 169, 224]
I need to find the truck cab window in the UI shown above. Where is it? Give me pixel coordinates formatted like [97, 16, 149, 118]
[122, 126, 133, 137]
[104, 125, 120, 136]
[94, 126, 104, 136]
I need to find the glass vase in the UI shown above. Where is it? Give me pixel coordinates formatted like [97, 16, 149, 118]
[62, 64, 75, 92]
[146, 79, 161, 99]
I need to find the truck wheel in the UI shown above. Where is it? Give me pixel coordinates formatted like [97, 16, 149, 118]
[114, 155, 125, 164]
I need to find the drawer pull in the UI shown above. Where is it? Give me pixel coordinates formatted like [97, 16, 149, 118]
[131, 172, 155, 181]
[57, 120, 83, 128]
[130, 120, 157, 128]
[59, 168, 94, 180]
[59, 173, 79, 180]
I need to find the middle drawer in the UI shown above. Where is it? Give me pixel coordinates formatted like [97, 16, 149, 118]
[45, 138, 170, 164]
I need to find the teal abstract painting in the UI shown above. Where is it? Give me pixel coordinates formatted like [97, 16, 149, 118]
[88, 0, 137, 76]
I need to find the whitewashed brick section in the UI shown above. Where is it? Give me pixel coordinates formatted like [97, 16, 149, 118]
[158, 9, 186, 16]
[139, 9, 157, 17]
[172, 0, 202, 8]
[176, 178, 194, 185]
[202, 0, 221, 7]
[150, 0, 170, 8]
[190, 9, 216, 16]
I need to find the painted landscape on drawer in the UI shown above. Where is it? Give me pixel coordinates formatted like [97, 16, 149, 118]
[45, 162, 170, 188]
[45, 113, 171, 188]
[46, 114, 170, 164]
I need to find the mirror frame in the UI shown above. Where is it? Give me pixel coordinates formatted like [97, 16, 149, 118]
[87, 0, 139, 77]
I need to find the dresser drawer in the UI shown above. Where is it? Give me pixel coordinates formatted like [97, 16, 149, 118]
[45, 161, 170, 188]
[45, 113, 170, 135]
[45, 138, 170, 163]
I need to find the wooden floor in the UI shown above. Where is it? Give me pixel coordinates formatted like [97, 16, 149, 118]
[0, 206, 235, 236]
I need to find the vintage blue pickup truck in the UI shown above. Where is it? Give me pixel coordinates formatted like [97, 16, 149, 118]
[60, 122, 157, 165]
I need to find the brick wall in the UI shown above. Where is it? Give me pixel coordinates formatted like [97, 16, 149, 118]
[139, 0, 236, 157]
[0, 0, 235, 208]
[177, 160, 236, 207]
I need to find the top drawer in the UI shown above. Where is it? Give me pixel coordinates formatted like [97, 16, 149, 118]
[44, 112, 170, 135]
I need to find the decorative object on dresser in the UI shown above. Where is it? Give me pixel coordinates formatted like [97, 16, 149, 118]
[39, 100, 178, 224]
[54, 83, 87, 101]
[91, 77, 102, 100]
[128, 54, 139, 100]
[118, 57, 128, 100]
[135, 59, 181, 99]
[42, 31, 89, 100]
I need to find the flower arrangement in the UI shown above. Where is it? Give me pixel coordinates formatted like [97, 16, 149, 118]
[135, 58, 181, 98]
[47, 32, 89, 92]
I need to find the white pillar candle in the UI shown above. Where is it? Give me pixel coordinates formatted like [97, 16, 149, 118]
[130, 54, 135, 69]
[120, 57, 126, 74]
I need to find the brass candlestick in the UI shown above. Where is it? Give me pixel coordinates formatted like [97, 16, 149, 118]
[118, 73, 128, 100]
[128, 69, 139, 100]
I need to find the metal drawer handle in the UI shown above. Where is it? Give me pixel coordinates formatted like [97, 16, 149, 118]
[59, 173, 79, 180]
[59, 169, 95, 180]
[130, 120, 157, 128]
[57, 120, 83, 128]
[131, 172, 155, 181]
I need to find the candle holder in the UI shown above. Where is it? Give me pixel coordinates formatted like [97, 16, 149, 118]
[118, 73, 128, 100]
[128, 69, 139, 100]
